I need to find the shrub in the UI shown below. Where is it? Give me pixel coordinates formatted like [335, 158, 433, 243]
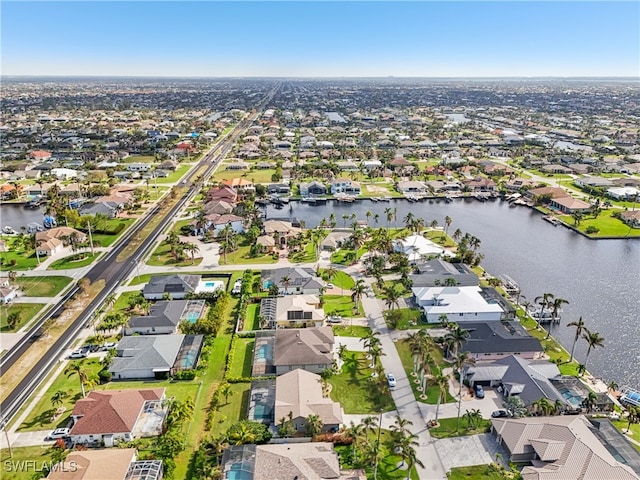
[585, 226, 600, 234]
[173, 370, 197, 380]
[98, 369, 112, 383]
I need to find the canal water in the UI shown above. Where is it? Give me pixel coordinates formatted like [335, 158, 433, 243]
[2, 200, 638, 387]
[267, 198, 640, 388]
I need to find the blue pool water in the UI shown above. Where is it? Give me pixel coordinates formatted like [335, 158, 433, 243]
[559, 387, 582, 406]
[256, 344, 271, 360]
[204, 281, 217, 287]
[227, 464, 251, 480]
[263, 280, 274, 289]
[181, 351, 198, 368]
[185, 312, 199, 323]
[253, 404, 267, 419]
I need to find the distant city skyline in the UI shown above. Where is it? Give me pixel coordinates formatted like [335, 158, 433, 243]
[2, 1, 639, 78]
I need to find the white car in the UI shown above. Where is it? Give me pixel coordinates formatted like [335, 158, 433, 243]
[387, 373, 396, 388]
[47, 428, 70, 440]
[325, 283, 334, 289]
[101, 342, 117, 351]
[69, 349, 87, 359]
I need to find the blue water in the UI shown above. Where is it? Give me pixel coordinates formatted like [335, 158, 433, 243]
[204, 281, 217, 287]
[262, 280, 274, 289]
[185, 312, 199, 323]
[256, 344, 271, 360]
[181, 351, 197, 368]
[253, 404, 267, 419]
[559, 387, 582, 406]
[227, 464, 251, 480]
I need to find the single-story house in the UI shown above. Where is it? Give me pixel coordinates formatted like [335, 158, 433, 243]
[409, 259, 479, 288]
[221, 443, 364, 480]
[550, 196, 591, 214]
[273, 327, 334, 375]
[69, 389, 167, 447]
[457, 321, 544, 361]
[412, 285, 505, 323]
[397, 180, 427, 194]
[36, 237, 64, 256]
[393, 234, 454, 264]
[262, 220, 303, 246]
[275, 369, 343, 433]
[320, 231, 351, 251]
[0, 287, 17, 304]
[607, 186, 639, 201]
[142, 274, 200, 300]
[620, 210, 640, 228]
[36, 227, 87, 246]
[524, 187, 570, 201]
[109, 334, 203, 379]
[46, 448, 164, 480]
[299, 181, 327, 197]
[125, 300, 192, 335]
[261, 267, 324, 295]
[259, 295, 324, 329]
[492, 416, 640, 480]
[222, 178, 254, 191]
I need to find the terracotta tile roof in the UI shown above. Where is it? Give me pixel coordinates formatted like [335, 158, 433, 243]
[70, 389, 164, 436]
[47, 448, 136, 480]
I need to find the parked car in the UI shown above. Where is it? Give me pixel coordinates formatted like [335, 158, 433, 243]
[474, 384, 485, 399]
[387, 373, 396, 388]
[326, 316, 342, 324]
[101, 342, 117, 351]
[325, 283, 334, 289]
[69, 349, 87, 359]
[231, 280, 242, 295]
[491, 409, 510, 418]
[47, 428, 70, 440]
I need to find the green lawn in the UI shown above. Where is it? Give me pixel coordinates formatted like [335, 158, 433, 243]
[427, 416, 492, 439]
[48, 252, 101, 270]
[91, 218, 136, 247]
[559, 209, 640, 238]
[211, 167, 275, 184]
[154, 164, 193, 184]
[13, 276, 72, 297]
[100, 379, 201, 405]
[384, 308, 424, 330]
[612, 420, 640, 444]
[0, 237, 39, 271]
[146, 241, 203, 267]
[0, 445, 57, 480]
[395, 338, 455, 404]
[329, 351, 395, 414]
[18, 358, 103, 432]
[209, 382, 252, 435]
[319, 269, 355, 290]
[242, 303, 260, 331]
[0, 303, 45, 332]
[218, 241, 277, 265]
[330, 248, 364, 265]
[323, 295, 363, 317]
[448, 465, 506, 480]
[122, 155, 156, 163]
[288, 242, 318, 263]
[332, 325, 371, 338]
[228, 337, 255, 378]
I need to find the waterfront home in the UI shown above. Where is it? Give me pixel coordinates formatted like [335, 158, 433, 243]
[393, 234, 454, 264]
[607, 186, 639, 201]
[524, 186, 570, 201]
[620, 210, 640, 228]
[457, 321, 543, 361]
[275, 369, 343, 433]
[205, 185, 238, 204]
[202, 199, 234, 215]
[46, 448, 164, 480]
[550, 196, 591, 214]
[262, 220, 303, 247]
[492, 416, 640, 480]
[221, 443, 363, 480]
[409, 259, 479, 288]
[198, 213, 245, 235]
[463, 176, 497, 192]
[68, 389, 166, 447]
[259, 294, 324, 329]
[222, 178, 254, 191]
[272, 327, 334, 375]
[142, 274, 200, 300]
[330, 178, 361, 196]
[412, 285, 506, 322]
[299, 180, 327, 197]
[396, 180, 427, 194]
[321, 231, 350, 251]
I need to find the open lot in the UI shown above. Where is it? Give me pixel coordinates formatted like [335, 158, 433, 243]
[12, 276, 72, 297]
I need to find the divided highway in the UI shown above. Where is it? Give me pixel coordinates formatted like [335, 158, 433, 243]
[0, 87, 277, 425]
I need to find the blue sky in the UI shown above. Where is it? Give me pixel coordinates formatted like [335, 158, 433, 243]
[2, 1, 639, 77]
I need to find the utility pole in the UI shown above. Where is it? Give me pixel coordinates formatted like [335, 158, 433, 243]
[86, 221, 94, 256]
[1, 418, 13, 458]
[372, 410, 383, 480]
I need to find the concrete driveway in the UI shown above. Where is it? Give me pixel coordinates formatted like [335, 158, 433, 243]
[434, 433, 509, 472]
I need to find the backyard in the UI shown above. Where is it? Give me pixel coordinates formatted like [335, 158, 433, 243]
[228, 337, 255, 378]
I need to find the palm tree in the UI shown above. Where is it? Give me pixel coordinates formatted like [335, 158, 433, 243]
[345, 421, 365, 460]
[361, 415, 378, 436]
[581, 391, 597, 413]
[445, 325, 469, 358]
[383, 286, 401, 311]
[351, 279, 367, 313]
[373, 213, 380, 227]
[452, 228, 462, 243]
[567, 316, 586, 363]
[402, 444, 424, 480]
[384, 207, 394, 230]
[626, 406, 640, 434]
[534, 292, 554, 326]
[391, 414, 413, 441]
[280, 275, 291, 295]
[550, 297, 569, 323]
[432, 373, 449, 423]
[184, 242, 200, 264]
[454, 352, 475, 433]
[444, 215, 452, 238]
[50, 390, 68, 410]
[582, 329, 605, 370]
[407, 332, 424, 376]
[64, 362, 90, 398]
[404, 212, 416, 231]
[306, 414, 323, 438]
[365, 210, 372, 225]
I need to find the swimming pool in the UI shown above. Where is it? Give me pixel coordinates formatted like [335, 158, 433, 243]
[558, 387, 583, 407]
[263, 280, 274, 289]
[204, 281, 216, 287]
[181, 351, 198, 369]
[185, 311, 199, 322]
[226, 464, 252, 480]
[256, 344, 271, 360]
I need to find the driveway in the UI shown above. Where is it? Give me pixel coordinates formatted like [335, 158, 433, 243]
[434, 433, 509, 471]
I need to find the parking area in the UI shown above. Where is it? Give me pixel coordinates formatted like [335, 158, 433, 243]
[434, 433, 509, 471]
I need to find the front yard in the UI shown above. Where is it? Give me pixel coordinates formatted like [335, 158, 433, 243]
[323, 295, 363, 318]
[48, 252, 101, 270]
[12, 276, 72, 297]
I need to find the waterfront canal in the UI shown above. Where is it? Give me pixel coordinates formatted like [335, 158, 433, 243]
[267, 198, 640, 388]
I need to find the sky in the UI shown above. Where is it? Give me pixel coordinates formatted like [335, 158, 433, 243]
[2, 1, 639, 77]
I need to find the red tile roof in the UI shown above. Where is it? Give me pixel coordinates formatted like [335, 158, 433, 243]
[70, 389, 164, 436]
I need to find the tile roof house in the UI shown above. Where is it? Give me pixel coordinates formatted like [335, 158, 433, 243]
[142, 274, 200, 300]
[109, 334, 202, 379]
[550, 196, 591, 213]
[125, 300, 190, 335]
[260, 294, 324, 329]
[492, 416, 640, 480]
[69, 389, 166, 447]
[273, 327, 334, 375]
[221, 443, 365, 480]
[620, 210, 640, 228]
[261, 267, 325, 295]
[206, 186, 238, 204]
[458, 321, 544, 361]
[46, 448, 163, 480]
[275, 369, 343, 433]
[465, 355, 565, 407]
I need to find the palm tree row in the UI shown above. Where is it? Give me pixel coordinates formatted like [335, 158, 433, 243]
[566, 316, 605, 372]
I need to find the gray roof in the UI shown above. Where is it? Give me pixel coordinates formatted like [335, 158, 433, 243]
[143, 274, 200, 296]
[110, 335, 185, 374]
[273, 328, 334, 367]
[411, 259, 479, 287]
[262, 267, 324, 291]
[460, 321, 543, 355]
[128, 300, 188, 329]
